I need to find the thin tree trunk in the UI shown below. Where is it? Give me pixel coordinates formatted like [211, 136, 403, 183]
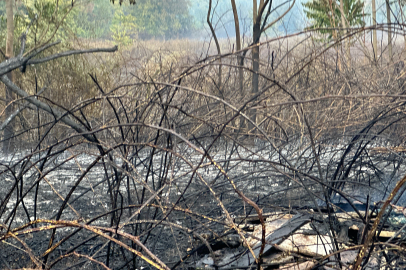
[253, 0, 258, 22]
[328, 0, 342, 71]
[386, 0, 392, 63]
[399, 0, 406, 56]
[231, 0, 243, 93]
[250, 0, 261, 133]
[340, 0, 350, 68]
[4, 0, 15, 154]
[207, 0, 222, 89]
[372, 0, 378, 62]
[231, 0, 245, 131]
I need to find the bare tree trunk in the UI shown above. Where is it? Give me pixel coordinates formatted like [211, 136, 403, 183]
[386, 0, 392, 63]
[328, 0, 342, 71]
[4, 0, 15, 154]
[400, 0, 406, 56]
[340, 0, 350, 68]
[404, 35, 406, 58]
[231, 0, 243, 93]
[253, 0, 258, 23]
[5, 0, 13, 64]
[251, 33, 260, 133]
[231, 0, 245, 131]
[250, 0, 261, 133]
[207, 0, 222, 89]
[372, 0, 378, 62]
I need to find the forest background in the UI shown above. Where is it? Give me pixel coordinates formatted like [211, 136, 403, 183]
[0, 0, 398, 44]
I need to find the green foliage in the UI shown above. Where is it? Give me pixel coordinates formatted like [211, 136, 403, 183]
[28, 0, 79, 41]
[0, 0, 80, 53]
[73, 0, 193, 40]
[110, 8, 137, 46]
[73, 0, 115, 39]
[125, 0, 193, 39]
[303, 0, 365, 39]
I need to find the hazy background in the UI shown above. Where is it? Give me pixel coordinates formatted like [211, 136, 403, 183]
[1, 0, 403, 45]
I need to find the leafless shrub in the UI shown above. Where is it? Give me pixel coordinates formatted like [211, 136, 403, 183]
[1, 26, 406, 270]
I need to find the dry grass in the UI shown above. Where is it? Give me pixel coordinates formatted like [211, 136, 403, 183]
[3, 34, 402, 145]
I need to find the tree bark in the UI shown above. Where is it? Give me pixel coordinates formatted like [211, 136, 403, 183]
[372, 0, 378, 63]
[231, 0, 245, 131]
[327, 0, 342, 71]
[340, 0, 350, 68]
[386, 0, 392, 63]
[4, 0, 15, 154]
[251, 29, 260, 133]
[250, 0, 261, 134]
[207, 0, 222, 89]
[231, 0, 243, 94]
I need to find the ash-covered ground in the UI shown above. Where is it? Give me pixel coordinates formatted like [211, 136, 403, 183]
[0, 138, 405, 269]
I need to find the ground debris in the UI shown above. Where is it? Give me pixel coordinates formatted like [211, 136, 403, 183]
[194, 209, 406, 269]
